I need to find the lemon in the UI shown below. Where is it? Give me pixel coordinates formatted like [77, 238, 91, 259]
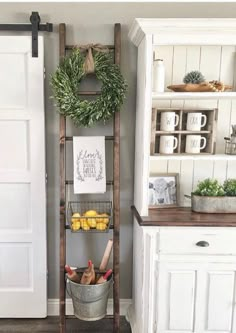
[96, 222, 107, 231]
[80, 218, 90, 230]
[99, 213, 109, 224]
[84, 210, 98, 217]
[71, 221, 80, 231]
[96, 215, 104, 223]
[71, 212, 81, 224]
[87, 218, 97, 228]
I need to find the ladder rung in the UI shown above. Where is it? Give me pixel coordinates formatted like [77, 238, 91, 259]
[65, 136, 114, 141]
[65, 180, 114, 185]
[65, 44, 115, 50]
[65, 224, 114, 230]
[78, 91, 101, 96]
[65, 314, 114, 319]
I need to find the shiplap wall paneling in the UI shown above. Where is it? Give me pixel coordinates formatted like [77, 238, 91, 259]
[167, 159, 181, 174]
[213, 160, 228, 184]
[216, 100, 231, 153]
[227, 160, 236, 178]
[179, 160, 194, 206]
[231, 100, 236, 128]
[192, 160, 214, 190]
[216, 46, 235, 153]
[186, 46, 201, 72]
[170, 45, 185, 110]
[150, 159, 168, 174]
[200, 46, 222, 81]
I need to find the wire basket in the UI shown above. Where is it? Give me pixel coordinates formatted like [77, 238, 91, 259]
[225, 141, 236, 155]
[67, 201, 112, 233]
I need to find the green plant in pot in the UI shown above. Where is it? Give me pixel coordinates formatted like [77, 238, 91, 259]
[191, 178, 236, 213]
[223, 179, 236, 196]
[193, 178, 225, 197]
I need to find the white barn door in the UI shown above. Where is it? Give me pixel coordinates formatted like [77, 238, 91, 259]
[0, 36, 47, 317]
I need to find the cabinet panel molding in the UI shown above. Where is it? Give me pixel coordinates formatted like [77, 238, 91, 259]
[157, 262, 197, 332]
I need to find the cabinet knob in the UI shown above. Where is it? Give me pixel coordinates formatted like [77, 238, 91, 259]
[196, 240, 209, 247]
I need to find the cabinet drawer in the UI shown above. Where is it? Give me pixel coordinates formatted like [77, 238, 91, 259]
[159, 229, 236, 255]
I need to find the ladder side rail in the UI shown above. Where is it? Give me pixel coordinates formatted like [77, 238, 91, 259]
[59, 22, 66, 333]
[113, 23, 121, 332]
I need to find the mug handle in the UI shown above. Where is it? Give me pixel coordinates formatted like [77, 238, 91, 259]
[173, 137, 178, 150]
[200, 137, 207, 150]
[201, 114, 207, 128]
[174, 114, 179, 127]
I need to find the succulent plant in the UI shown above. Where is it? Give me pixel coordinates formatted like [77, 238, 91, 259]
[183, 71, 205, 84]
[223, 179, 236, 196]
[193, 178, 225, 196]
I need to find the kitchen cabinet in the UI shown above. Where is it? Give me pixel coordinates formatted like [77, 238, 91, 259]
[128, 218, 236, 333]
[128, 18, 236, 333]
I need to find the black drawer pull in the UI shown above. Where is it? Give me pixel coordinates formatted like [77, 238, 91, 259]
[196, 240, 209, 247]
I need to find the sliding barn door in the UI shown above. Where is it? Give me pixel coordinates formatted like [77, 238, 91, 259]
[0, 36, 47, 317]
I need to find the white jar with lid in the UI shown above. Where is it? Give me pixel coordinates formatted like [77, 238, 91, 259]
[153, 59, 165, 93]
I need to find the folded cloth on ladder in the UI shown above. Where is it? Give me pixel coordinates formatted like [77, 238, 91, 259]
[73, 136, 106, 194]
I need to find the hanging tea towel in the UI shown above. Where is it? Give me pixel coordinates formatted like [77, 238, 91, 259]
[73, 136, 106, 194]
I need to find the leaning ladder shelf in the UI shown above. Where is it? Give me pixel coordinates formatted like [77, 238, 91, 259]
[59, 23, 121, 332]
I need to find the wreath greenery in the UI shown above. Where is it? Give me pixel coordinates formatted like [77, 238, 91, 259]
[51, 48, 127, 127]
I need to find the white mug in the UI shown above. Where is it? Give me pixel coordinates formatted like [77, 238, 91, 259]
[187, 113, 207, 131]
[160, 112, 179, 131]
[185, 135, 207, 154]
[159, 135, 178, 154]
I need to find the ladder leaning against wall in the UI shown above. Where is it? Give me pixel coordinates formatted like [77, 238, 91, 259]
[58, 23, 121, 333]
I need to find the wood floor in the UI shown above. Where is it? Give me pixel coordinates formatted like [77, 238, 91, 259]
[0, 316, 131, 333]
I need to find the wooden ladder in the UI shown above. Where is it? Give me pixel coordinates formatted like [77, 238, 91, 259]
[59, 23, 121, 332]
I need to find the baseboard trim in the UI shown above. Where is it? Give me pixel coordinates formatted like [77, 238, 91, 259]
[47, 298, 132, 317]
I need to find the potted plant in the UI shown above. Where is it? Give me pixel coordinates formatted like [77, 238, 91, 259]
[191, 178, 236, 213]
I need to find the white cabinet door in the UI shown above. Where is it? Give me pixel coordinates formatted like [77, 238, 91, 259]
[0, 36, 46, 317]
[195, 263, 236, 333]
[156, 262, 198, 333]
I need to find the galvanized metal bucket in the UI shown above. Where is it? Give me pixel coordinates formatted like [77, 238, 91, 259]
[191, 194, 236, 213]
[67, 277, 112, 321]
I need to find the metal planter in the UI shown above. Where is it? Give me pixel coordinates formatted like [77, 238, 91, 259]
[191, 195, 236, 213]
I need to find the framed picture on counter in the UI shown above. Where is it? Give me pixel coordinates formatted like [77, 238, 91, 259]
[148, 173, 179, 208]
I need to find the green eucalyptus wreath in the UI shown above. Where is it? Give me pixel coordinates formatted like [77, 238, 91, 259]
[51, 48, 127, 127]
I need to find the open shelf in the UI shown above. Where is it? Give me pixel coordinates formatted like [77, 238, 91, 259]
[152, 92, 236, 100]
[150, 154, 236, 160]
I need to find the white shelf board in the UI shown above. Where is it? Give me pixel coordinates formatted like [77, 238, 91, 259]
[152, 92, 236, 100]
[150, 154, 236, 161]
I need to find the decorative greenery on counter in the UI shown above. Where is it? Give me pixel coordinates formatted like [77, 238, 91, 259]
[193, 178, 236, 197]
[51, 48, 127, 127]
[223, 179, 236, 196]
[193, 178, 225, 196]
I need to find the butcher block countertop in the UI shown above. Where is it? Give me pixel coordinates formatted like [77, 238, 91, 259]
[131, 205, 236, 227]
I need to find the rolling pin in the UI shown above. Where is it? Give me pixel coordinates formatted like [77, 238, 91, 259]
[99, 239, 113, 271]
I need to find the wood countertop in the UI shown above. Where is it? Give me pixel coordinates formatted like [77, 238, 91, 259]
[131, 205, 236, 227]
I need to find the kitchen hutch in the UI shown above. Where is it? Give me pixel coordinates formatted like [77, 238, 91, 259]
[128, 19, 236, 333]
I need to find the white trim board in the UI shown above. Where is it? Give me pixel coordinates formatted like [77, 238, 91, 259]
[129, 18, 236, 47]
[47, 298, 132, 316]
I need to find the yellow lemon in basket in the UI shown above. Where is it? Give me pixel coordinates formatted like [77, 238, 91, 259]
[71, 212, 81, 224]
[71, 221, 80, 231]
[84, 210, 98, 217]
[87, 218, 97, 228]
[99, 213, 109, 225]
[96, 222, 107, 231]
[80, 218, 90, 230]
[96, 215, 104, 223]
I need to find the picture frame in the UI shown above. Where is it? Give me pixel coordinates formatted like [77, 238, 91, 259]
[148, 173, 179, 208]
